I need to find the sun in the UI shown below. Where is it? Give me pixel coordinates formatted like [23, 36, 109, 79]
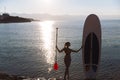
[43, 0, 53, 4]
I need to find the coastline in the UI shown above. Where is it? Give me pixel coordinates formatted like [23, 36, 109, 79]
[0, 13, 38, 23]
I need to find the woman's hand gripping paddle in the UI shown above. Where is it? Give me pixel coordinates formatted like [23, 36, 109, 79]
[54, 28, 59, 70]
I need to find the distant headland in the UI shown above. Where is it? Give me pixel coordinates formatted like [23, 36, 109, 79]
[0, 13, 36, 23]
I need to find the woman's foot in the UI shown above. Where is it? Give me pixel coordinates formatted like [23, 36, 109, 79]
[67, 76, 69, 80]
[64, 76, 66, 80]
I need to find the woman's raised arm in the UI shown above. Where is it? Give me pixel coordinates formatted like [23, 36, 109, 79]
[71, 45, 83, 53]
[56, 45, 64, 53]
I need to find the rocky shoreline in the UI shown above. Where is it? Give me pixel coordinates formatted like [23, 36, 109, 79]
[0, 73, 26, 80]
[0, 13, 35, 23]
[0, 73, 63, 80]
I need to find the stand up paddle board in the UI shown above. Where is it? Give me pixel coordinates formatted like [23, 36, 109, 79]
[82, 14, 101, 79]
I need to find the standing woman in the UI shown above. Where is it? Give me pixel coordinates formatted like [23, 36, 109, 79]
[56, 42, 82, 80]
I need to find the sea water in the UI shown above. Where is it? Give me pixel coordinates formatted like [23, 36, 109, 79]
[0, 19, 120, 80]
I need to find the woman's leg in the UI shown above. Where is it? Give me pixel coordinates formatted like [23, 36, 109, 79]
[67, 67, 69, 80]
[64, 61, 71, 80]
[64, 67, 69, 80]
[64, 67, 67, 80]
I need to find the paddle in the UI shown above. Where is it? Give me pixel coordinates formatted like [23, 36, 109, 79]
[53, 28, 59, 70]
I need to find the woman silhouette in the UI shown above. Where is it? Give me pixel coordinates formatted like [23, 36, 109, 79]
[56, 42, 82, 80]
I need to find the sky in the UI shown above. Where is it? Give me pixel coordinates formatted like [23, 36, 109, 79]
[0, 0, 120, 16]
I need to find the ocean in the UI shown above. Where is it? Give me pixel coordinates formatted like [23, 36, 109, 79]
[0, 19, 120, 80]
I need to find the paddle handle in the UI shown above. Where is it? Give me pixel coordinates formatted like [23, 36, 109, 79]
[55, 28, 58, 61]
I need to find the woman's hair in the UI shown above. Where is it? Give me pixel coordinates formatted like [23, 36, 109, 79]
[64, 42, 71, 48]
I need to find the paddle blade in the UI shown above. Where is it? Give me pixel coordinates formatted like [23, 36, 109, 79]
[53, 62, 58, 70]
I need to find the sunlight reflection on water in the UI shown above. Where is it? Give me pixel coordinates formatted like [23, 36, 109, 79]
[39, 21, 55, 73]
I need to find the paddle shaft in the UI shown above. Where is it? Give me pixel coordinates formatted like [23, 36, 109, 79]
[55, 28, 58, 61]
